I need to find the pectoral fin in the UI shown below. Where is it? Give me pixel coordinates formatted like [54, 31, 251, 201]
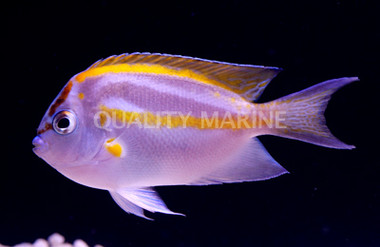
[109, 187, 184, 219]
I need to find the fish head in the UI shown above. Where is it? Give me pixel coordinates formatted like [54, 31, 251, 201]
[33, 80, 101, 170]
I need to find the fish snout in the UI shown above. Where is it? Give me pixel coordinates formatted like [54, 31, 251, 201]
[32, 135, 48, 155]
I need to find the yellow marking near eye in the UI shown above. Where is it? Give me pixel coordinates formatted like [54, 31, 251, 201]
[105, 138, 123, 157]
[78, 92, 84, 100]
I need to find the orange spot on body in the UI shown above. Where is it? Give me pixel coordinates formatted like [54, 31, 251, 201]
[78, 92, 84, 100]
[213, 91, 221, 98]
[106, 138, 115, 143]
[105, 138, 123, 157]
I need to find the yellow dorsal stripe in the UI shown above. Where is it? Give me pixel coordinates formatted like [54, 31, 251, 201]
[75, 63, 232, 92]
[75, 53, 281, 102]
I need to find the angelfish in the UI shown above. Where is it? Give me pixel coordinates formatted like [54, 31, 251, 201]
[32, 53, 356, 219]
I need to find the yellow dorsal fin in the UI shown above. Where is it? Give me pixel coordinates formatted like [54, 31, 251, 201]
[85, 53, 282, 102]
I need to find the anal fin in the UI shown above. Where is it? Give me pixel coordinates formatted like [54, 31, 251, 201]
[110, 191, 149, 220]
[191, 138, 288, 185]
[110, 187, 184, 219]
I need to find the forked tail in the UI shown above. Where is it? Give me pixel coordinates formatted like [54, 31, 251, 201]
[269, 77, 358, 149]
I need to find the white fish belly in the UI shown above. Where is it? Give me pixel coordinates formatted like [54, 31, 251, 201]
[115, 126, 252, 188]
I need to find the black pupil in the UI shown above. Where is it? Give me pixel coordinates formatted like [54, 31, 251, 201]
[58, 117, 70, 129]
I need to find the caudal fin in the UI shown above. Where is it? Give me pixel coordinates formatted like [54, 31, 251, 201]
[271, 77, 358, 149]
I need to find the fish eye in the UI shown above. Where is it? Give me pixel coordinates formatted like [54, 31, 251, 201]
[52, 110, 77, 135]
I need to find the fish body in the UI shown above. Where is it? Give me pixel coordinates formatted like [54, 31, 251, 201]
[33, 53, 356, 219]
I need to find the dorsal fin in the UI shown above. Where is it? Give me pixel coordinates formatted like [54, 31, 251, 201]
[84, 53, 282, 101]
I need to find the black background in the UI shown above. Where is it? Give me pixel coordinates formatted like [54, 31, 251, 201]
[2, 1, 379, 246]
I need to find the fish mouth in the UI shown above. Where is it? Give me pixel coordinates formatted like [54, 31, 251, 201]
[32, 135, 48, 155]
